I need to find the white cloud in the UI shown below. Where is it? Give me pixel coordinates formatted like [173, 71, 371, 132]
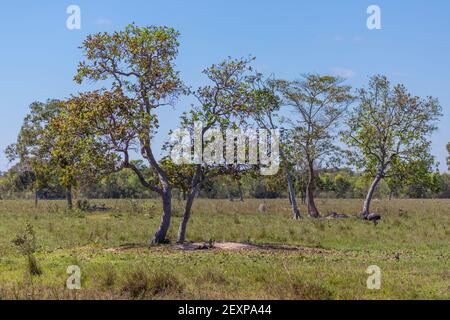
[330, 67, 356, 79]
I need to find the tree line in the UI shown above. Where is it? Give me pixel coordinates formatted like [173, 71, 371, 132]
[2, 24, 447, 244]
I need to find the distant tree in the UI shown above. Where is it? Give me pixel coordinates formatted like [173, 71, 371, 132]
[73, 24, 183, 244]
[5, 100, 66, 207]
[436, 173, 450, 198]
[279, 75, 354, 217]
[333, 174, 351, 198]
[343, 75, 442, 217]
[385, 156, 439, 199]
[447, 142, 450, 171]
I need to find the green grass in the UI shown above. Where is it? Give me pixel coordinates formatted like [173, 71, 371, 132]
[0, 198, 449, 299]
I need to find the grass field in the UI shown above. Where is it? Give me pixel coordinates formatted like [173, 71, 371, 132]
[0, 198, 449, 300]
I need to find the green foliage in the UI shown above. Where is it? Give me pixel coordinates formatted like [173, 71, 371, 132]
[333, 174, 352, 198]
[343, 75, 442, 179]
[6, 100, 64, 195]
[447, 142, 450, 171]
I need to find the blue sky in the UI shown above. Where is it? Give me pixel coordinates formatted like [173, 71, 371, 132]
[0, 0, 448, 172]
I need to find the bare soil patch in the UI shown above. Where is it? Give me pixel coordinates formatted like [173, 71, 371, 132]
[105, 242, 340, 256]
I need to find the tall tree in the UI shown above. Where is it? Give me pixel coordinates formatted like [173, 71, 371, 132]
[251, 78, 302, 219]
[279, 75, 354, 218]
[343, 75, 442, 217]
[73, 24, 183, 244]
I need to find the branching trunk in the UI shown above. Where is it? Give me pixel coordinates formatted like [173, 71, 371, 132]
[285, 166, 301, 219]
[362, 174, 382, 218]
[306, 160, 320, 218]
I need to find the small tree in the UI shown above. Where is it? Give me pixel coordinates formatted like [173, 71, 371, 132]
[343, 75, 442, 217]
[45, 99, 118, 209]
[279, 75, 354, 218]
[173, 57, 256, 243]
[5, 100, 70, 207]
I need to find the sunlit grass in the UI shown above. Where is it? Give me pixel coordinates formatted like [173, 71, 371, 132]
[0, 198, 448, 299]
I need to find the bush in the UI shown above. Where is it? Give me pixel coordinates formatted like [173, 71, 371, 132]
[11, 223, 42, 276]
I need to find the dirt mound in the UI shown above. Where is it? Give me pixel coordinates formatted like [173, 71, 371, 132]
[105, 242, 338, 255]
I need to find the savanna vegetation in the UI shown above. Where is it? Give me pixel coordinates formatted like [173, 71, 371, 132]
[1, 23, 449, 300]
[0, 198, 449, 300]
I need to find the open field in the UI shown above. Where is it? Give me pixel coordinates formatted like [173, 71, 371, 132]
[0, 198, 449, 300]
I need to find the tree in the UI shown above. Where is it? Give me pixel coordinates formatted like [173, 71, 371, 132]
[343, 75, 442, 217]
[333, 173, 351, 198]
[251, 77, 302, 219]
[447, 142, 450, 171]
[45, 99, 118, 209]
[73, 24, 183, 244]
[5, 100, 68, 207]
[173, 57, 256, 243]
[279, 75, 354, 217]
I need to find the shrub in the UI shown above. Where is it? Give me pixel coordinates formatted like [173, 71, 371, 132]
[11, 223, 42, 276]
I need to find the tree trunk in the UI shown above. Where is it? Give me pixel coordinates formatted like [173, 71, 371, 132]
[300, 189, 306, 204]
[237, 181, 244, 202]
[362, 174, 382, 218]
[34, 189, 39, 208]
[177, 166, 202, 244]
[66, 186, 73, 210]
[152, 188, 172, 244]
[177, 185, 200, 244]
[306, 161, 320, 218]
[228, 187, 234, 202]
[285, 166, 301, 219]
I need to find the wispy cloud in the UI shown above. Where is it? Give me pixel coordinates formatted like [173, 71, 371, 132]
[330, 67, 356, 79]
[95, 18, 112, 26]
